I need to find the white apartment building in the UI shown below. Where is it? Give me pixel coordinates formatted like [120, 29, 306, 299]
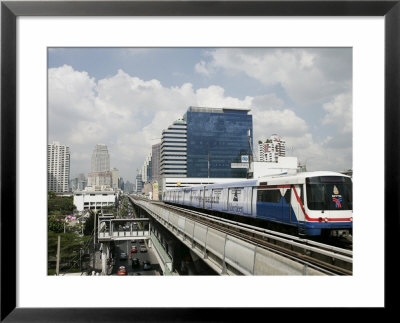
[160, 119, 187, 178]
[48, 141, 70, 193]
[257, 134, 286, 163]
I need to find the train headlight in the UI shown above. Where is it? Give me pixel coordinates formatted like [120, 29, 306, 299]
[324, 217, 328, 223]
[350, 217, 353, 222]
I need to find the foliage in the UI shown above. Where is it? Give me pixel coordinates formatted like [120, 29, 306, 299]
[47, 231, 91, 274]
[48, 192, 76, 216]
[83, 212, 97, 236]
[101, 205, 114, 213]
[120, 207, 128, 218]
[48, 216, 64, 233]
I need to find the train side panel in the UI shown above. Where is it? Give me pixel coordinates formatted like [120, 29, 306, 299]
[226, 187, 252, 216]
[183, 188, 191, 206]
[208, 188, 226, 212]
[204, 187, 212, 209]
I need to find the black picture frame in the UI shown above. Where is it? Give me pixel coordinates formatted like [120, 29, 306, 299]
[1, 1, 398, 321]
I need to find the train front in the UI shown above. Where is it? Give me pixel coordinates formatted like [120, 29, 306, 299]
[302, 173, 352, 237]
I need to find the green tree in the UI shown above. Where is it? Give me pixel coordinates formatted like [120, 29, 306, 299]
[48, 216, 64, 233]
[48, 231, 91, 274]
[48, 193, 76, 215]
[83, 211, 98, 236]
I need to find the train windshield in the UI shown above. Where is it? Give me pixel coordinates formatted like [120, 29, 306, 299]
[306, 176, 352, 211]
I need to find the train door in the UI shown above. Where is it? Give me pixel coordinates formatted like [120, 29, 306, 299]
[243, 187, 252, 215]
[256, 189, 281, 221]
[177, 190, 183, 204]
[183, 189, 190, 205]
[205, 188, 212, 209]
[192, 189, 199, 208]
[252, 188, 258, 216]
[221, 188, 228, 211]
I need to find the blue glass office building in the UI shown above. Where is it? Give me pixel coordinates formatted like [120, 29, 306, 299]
[184, 107, 253, 178]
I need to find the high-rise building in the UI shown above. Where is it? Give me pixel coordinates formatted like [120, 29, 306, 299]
[142, 153, 152, 183]
[135, 172, 144, 193]
[151, 143, 161, 182]
[119, 177, 124, 191]
[160, 119, 187, 178]
[48, 141, 70, 193]
[87, 171, 113, 187]
[124, 181, 134, 193]
[111, 168, 119, 189]
[184, 106, 253, 178]
[70, 173, 87, 191]
[88, 144, 112, 188]
[91, 144, 110, 172]
[257, 134, 286, 163]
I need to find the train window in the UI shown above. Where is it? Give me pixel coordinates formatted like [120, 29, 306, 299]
[257, 190, 281, 203]
[306, 177, 352, 210]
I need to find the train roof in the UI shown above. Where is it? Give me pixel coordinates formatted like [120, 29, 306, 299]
[166, 171, 351, 191]
[257, 171, 351, 185]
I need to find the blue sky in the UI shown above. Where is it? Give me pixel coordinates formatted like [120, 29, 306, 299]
[48, 47, 352, 182]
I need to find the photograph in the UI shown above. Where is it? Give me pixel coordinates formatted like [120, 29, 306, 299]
[47, 47, 353, 277]
[2, 0, 397, 319]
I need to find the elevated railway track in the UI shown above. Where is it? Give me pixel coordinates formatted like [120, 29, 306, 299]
[130, 196, 352, 276]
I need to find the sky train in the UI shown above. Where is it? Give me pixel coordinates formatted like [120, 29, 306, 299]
[162, 171, 353, 236]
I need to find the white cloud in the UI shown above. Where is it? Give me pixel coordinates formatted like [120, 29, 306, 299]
[194, 60, 212, 76]
[49, 62, 352, 180]
[322, 92, 352, 133]
[196, 48, 352, 105]
[195, 85, 252, 108]
[49, 66, 254, 179]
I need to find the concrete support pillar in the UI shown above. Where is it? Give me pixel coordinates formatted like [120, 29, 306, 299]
[101, 243, 108, 275]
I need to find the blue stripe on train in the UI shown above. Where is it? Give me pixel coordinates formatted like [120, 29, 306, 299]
[256, 199, 352, 236]
[300, 221, 352, 236]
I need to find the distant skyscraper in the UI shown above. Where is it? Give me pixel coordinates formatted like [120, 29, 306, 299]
[141, 153, 152, 183]
[70, 173, 87, 191]
[111, 168, 119, 189]
[88, 144, 112, 187]
[48, 141, 70, 193]
[124, 181, 134, 193]
[151, 143, 161, 182]
[258, 134, 286, 163]
[142, 153, 152, 183]
[119, 177, 124, 191]
[135, 172, 144, 193]
[91, 144, 110, 172]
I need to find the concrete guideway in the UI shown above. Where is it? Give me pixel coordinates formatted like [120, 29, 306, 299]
[131, 197, 350, 276]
